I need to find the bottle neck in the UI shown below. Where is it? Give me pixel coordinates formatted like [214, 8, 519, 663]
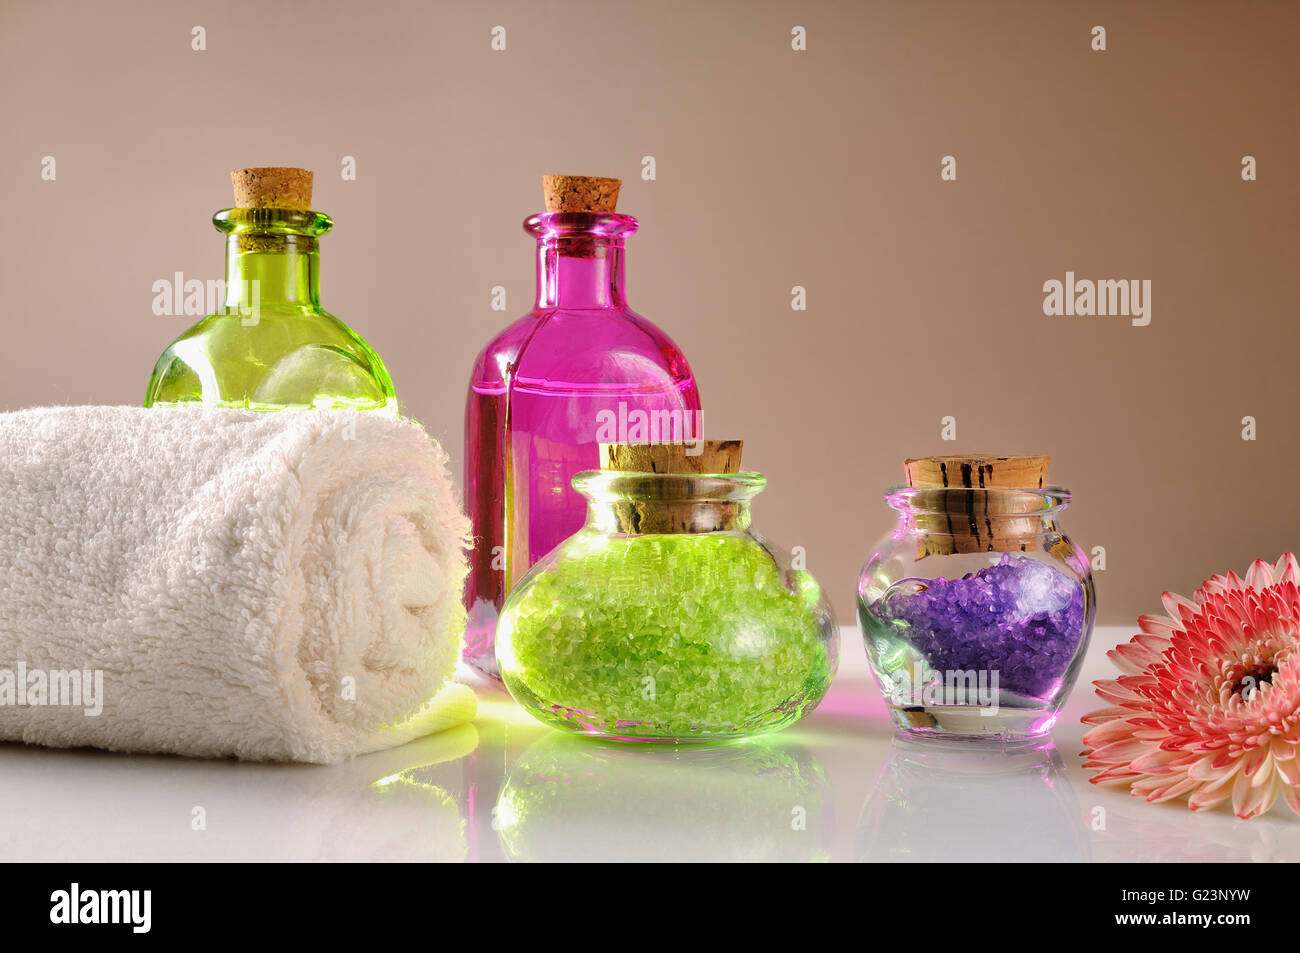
[224, 234, 320, 310]
[214, 208, 331, 312]
[536, 239, 626, 310]
[525, 211, 639, 311]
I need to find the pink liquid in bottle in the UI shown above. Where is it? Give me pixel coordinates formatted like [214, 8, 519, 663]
[463, 211, 701, 679]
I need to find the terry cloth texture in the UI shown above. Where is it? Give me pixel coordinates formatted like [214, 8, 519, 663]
[0, 405, 474, 763]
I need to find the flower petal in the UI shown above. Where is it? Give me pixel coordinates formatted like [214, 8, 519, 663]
[1146, 775, 1201, 802]
[1087, 555, 1300, 818]
[1188, 755, 1233, 783]
[1236, 774, 1278, 819]
[1111, 641, 1163, 675]
[1246, 559, 1276, 590]
[1082, 706, 1134, 727]
[1089, 738, 1153, 764]
[1276, 756, 1300, 786]
[1138, 615, 1178, 640]
[1282, 783, 1300, 817]
[1162, 591, 1200, 623]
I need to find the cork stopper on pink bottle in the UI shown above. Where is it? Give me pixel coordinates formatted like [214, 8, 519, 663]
[542, 174, 621, 213]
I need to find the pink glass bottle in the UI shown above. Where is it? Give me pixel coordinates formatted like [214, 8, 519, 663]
[463, 175, 702, 679]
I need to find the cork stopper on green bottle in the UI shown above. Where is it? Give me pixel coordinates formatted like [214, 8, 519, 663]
[231, 167, 314, 211]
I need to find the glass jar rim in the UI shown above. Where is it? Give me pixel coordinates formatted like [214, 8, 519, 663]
[573, 469, 766, 502]
[884, 484, 1072, 515]
[524, 211, 639, 241]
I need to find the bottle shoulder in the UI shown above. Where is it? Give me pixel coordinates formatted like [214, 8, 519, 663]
[157, 307, 391, 364]
[470, 307, 695, 388]
[146, 307, 394, 409]
[470, 313, 543, 383]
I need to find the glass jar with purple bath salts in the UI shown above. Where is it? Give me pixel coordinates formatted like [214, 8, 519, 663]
[857, 455, 1095, 744]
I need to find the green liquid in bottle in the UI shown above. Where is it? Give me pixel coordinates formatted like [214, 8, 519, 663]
[145, 206, 395, 411]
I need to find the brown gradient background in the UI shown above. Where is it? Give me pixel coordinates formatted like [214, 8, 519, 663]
[1, 0, 1296, 625]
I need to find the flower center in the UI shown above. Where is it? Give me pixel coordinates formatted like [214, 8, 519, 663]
[1231, 662, 1276, 698]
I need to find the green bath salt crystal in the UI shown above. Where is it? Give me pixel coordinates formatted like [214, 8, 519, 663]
[498, 531, 834, 739]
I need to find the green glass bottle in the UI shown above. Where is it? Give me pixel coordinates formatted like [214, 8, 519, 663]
[145, 167, 395, 411]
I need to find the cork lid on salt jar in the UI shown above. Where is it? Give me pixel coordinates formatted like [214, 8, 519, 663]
[599, 439, 743, 475]
[903, 453, 1053, 555]
[595, 440, 749, 534]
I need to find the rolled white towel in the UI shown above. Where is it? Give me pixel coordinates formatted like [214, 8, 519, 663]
[0, 405, 475, 763]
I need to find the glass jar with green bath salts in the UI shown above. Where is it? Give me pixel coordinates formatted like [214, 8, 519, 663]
[496, 441, 839, 742]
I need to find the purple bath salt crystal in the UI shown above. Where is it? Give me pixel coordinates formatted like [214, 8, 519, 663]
[879, 554, 1085, 700]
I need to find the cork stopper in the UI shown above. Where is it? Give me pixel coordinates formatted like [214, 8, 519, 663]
[231, 167, 314, 211]
[904, 454, 1052, 556]
[597, 441, 747, 534]
[904, 454, 1050, 490]
[600, 440, 742, 474]
[543, 174, 621, 213]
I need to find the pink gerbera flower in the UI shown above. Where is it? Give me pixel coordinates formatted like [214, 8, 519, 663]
[1082, 553, 1300, 819]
